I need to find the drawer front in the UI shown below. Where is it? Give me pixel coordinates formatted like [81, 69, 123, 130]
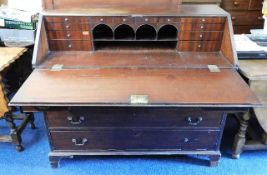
[135, 17, 158, 23]
[90, 17, 113, 24]
[45, 108, 223, 128]
[180, 17, 226, 23]
[50, 130, 219, 151]
[180, 23, 224, 31]
[179, 31, 223, 41]
[222, 0, 250, 10]
[45, 16, 90, 23]
[177, 41, 221, 52]
[158, 17, 180, 23]
[46, 23, 90, 31]
[113, 17, 135, 25]
[49, 40, 92, 51]
[231, 11, 264, 26]
[47, 31, 91, 40]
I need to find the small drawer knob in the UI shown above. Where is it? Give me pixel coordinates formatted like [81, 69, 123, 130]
[201, 18, 206, 22]
[200, 25, 204, 29]
[68, 44, 72, 48]
[167, 18, 171, 22]
[66, 33, 71, 38]
[67, 115, 85, 124]
[100, 18, 104, 22]
[199, 34, 203, 38]
[72, 138, 88, 146]
[64, 17, 69, 22]
[233, 1, 239, 6]
[122, 18, 127, 22]
[198, 44, 202, 48]
[231, 16, 236, 21]
[145, 18, 149, 22]
[65, 25, 70, 29]
[186, 116, 203, 126]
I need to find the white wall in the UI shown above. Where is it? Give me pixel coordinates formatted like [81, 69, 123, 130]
[8, 0, 42, 12]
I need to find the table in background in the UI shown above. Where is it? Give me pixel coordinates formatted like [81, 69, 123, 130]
[233, 60, 267, 158]
[0, 47, 35, 151]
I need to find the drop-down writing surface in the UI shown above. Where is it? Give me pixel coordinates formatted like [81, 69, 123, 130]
[10, 68, 260, 107]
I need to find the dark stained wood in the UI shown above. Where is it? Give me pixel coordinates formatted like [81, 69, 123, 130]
[49, 40, 92, 51]
[43, 0, 182, 10]
[47, 30, 91, 40]
[10, 69, 260, 106]
[220, 18, 237, 66]
[46, 23, 90, 31]
[177, 41, 221, 52]
[180, 23, 225, 31]
[221, 0, 250, 10]
[180, 17, 226, 23]
[37, 51, 233, 69]
[50, 129, 219, 151]
[230, 11, 263, 26]
[46, 108, 224, 128]
[178, 31, 223, 41]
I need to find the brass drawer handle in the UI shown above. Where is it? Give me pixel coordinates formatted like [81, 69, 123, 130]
[233, 1, 239, 6]
[258, 16, 263, 21]
[72, 138, 88, 146]
[186, 116, 203, 126]
[67, 116, 85, 125]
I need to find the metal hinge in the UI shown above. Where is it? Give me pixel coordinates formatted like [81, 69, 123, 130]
[130, 95, 149, 104]
[208, 65, 221, 73]
[51, 64, 63, 71]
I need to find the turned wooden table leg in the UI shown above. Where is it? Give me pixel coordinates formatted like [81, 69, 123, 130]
[232, 112, 250, 159]
[4, 112, 24, 152]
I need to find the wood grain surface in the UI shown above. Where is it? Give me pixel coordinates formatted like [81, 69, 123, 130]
[10, 68, 260, 107]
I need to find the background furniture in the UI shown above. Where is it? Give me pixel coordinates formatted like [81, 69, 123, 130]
[0, 47, 35, 151]
[233, 60, 267, 158]
[221, 0, 263, 34]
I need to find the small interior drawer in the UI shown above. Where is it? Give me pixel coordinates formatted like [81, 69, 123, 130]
[45, 108, 224, 129]
[47, 31, 91, 40]
[180, 17, 226, 24]
[113, 17, 135, 25]
[46, 23, 90, 31]
[50, 129, 220, 151]
[180, 23, 225, 31]
[177, 41, 221, 52]
[158, 17, 180, 23]
[45, 16, 90, 23]
[135, 17, 158, 23]
[179, 31, 223, 41]
[90, 17, 113, 24]
[49, 40, 92, 51]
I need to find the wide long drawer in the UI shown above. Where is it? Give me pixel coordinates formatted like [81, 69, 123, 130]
[45, 108, 224, 128]
[50, 129, 220, 151]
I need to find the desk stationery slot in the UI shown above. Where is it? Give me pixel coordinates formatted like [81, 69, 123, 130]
[114, 24, 135, 40]
[136, 24, 157, 40]
[93, 24, 113, 40]
[157, 24, 178, 40]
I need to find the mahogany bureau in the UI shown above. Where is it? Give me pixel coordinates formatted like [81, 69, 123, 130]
[9, 0, 260, 168]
